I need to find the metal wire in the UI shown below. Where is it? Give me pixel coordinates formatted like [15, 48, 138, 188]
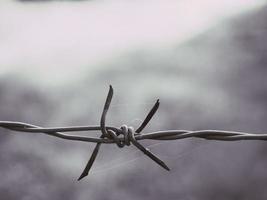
[1, 85, 267, 180]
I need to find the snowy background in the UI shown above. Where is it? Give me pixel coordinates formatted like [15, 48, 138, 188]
[1, 0, 267, 199]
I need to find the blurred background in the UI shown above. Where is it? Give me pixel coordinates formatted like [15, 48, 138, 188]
[1, 0, 267, 199]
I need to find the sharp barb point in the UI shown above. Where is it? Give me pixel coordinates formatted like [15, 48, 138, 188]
[78, 143, 102, 181]
[136, 99, 160, 133]
[78, 173, 88, 181]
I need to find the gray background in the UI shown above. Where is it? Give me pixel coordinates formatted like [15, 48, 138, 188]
[0, 1, 267, 199]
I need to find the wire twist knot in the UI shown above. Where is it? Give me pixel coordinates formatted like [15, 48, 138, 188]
[117, 125, 132, 147]
[104, 125, 134, 148]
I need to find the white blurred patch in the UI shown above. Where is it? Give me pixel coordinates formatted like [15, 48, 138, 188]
[0, 0, 265, 84]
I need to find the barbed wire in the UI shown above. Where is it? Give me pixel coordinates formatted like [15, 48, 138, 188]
[1, 85, 267, 180]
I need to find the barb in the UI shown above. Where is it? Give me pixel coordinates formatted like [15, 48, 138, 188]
[1, 86, 267, 180]
[79, 85, 116, 181]
[136, 99, 159, 134]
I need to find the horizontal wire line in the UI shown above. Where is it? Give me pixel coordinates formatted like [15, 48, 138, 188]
[1, 85, 266, 180]
[1, 121, 267, 142]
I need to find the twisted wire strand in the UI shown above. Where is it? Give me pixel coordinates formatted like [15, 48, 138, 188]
[1, 85, 267, 180]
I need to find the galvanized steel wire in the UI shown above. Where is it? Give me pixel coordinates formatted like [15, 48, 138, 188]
[1, 85, 267, 180]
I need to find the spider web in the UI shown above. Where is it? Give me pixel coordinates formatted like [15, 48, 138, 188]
[83, 101, 209, 175]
